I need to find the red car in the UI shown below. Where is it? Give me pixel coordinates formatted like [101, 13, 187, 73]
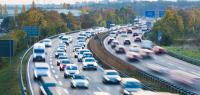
[153, 46, 166, 54]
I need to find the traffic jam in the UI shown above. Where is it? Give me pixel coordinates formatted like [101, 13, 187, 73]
[31, 26, 178, 95]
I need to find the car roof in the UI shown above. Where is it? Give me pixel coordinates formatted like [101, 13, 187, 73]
[121, 78, 140, 83]
[104, 70, 118, 73]
[35, 63, 49, 68]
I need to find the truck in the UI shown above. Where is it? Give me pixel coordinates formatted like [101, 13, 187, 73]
[33, 43, 46, 62]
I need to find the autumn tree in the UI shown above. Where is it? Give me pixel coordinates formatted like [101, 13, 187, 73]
[22, 5, 26, 13]
[2, 4, 8, 17]
[31, 0, 36, 9]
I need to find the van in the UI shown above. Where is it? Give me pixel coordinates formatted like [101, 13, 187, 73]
[33, 43, 46, 62]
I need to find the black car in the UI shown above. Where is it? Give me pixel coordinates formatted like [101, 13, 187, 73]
[133, 33, 139, 37]
[127, 30, 132, 34]
[107, 38, 114, 44]
[123, 39, 131, 45]
[134, 38, 141, 42]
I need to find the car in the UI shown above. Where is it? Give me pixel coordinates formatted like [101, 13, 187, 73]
[129, 44, 140, 53]
[85, 31, 92, 38]
[109, 31, 117, 38]
[61, 36, 70, 45]
[64, 64, 79, 78]
[141, 40, 153, 49]
[58, 43, 67, 51]
[134, 37, 141, 42]
[111, 40, 119, 48]
[77, 36, 86, 41]
[102, 70, 121, 84]
[59, 59, 71, 71]
[59, 33, 65, 39]
[82, 52, 93, 59]
[77, 40, 86, 48]
[82, 57, 98, 70]
[121, 32, 127, 37]
[139, 49, 154, 59]
[70, 75, 89, 89]
[73, 45, 82, 52]
[33, 62, 50, 80]
[77, 49, 90, 62]
[120, 78, 142, 95]
[55, 48, 66, 58]
[127, 29, 132, 34]
[126, 52, 141, 62]
[33, 43, 46, 62]
[94, 92, 111, 95]
[57, 55, 68, 66]
[115, 45, 126, 54]
[153, 46, 166, 54]
[43, 38, 52, 47]
[133, 33, 139, 37]
[107, 37, 115, 44]
[123, 39, 131, 45]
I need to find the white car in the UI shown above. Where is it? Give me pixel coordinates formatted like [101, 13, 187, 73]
[77, 49, 90, 62]
[120, 78, 142, 95]
[64, 64, 79, 78]
[55, 48, 66, 58]
[34, 62, 50, 79]
[43, 38, 52, 47]
[82, 57, 98, 70]
[102, 70, 121, 84]
[71, 75, 89, 89]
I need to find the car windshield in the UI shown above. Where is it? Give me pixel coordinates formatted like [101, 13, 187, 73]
[59, 56, 68, 59]
[124, 82, 141, 89]
[85, 58, 95, 62]
[84, 54, 93, 57]
[74, 75, 86, 79]
[57, 49, 64, 52]
[62, 60, 70, 64]
[80, 50, 89, 54]
[36, 67, 48, 70]
[34, 49, 44, 53]
[107, 72, 118, 75]
[66, 66, 78, 70]
[44, 40, 50, 42]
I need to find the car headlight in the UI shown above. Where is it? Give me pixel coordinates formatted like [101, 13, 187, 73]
[117, 77, 121, 81]
[124, 89, 131, 95]
[65, 71, 69, 74]
[104, 77, 110, 81]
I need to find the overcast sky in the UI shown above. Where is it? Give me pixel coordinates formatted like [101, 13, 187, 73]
[0, 0, 195, 5]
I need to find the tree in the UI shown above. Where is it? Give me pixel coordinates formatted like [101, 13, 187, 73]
[31, 0, 36, 9]
[0, 4, 2, 18]
[22, 5, 26, 13]
[63, 3, 70, 9]
[2, 4, 8, 17]
[14, 5, 18, 17]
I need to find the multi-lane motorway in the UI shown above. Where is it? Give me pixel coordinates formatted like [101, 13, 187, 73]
[103, 28, 200, 94]
[27, 32, 121, 95]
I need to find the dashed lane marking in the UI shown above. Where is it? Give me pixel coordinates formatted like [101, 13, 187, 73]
[52, 70, 55, 73]
[55, 75, 58, 79]
[97, 87, 103, 92]
[58, 81, 63, 86]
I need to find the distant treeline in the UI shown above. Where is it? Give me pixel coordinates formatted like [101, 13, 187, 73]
[147, 8, 200, 46]
[87, 1, 200, 16]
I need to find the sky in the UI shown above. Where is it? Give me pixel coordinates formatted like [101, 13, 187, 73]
[0, 0, 196, 5]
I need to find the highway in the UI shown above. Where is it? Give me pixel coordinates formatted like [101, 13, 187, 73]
[27, 32, 121, 95]
[103, 28, 200, 94]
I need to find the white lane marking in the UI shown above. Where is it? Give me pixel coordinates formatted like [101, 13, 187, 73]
[49, 58, 52, 61]
[27, 56, 34, 95]
[64, 89, 69, 94]
[52, 70, 55, 73]
[51, 65, 54, 69]
[50, 62, 52, 65]
[177, 67, 185, 70]
[97, 87, 103, 92]
[58, 81, 63, 86]
[98, 66, 104, 71]
[55, 75, 58, 79]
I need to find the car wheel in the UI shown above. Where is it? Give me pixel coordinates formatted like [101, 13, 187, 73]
[71, 84, 75, 89]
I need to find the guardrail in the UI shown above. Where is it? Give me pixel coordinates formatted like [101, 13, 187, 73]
[19, 31, 79, 95]
[88, 32, 199, 95]
[167, 51, 200, 66]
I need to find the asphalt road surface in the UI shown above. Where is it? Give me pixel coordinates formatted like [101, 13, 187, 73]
[27, 32, 121, 95]
[103, 29, 200, 94]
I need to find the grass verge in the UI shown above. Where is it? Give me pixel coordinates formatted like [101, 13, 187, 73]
[165, 46, 200, 60]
